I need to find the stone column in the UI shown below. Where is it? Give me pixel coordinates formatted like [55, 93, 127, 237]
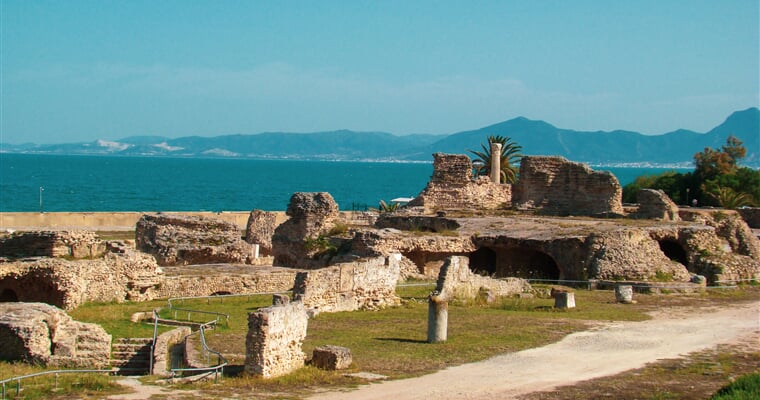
[490, 142, 502, 184]
[427, 294, 448, 343]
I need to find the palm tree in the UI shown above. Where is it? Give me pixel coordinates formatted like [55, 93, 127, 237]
[469, 135, 522, 184]
[706, 186, 756, 209]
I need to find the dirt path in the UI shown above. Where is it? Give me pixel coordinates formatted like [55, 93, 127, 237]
[310, 301, 760, 400]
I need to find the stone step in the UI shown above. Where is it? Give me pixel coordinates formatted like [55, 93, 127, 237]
[112, 343, 152, 353]
[112, 366, 151, 376]
[110, 358, 151, 368]
[114, 337, 153, 345]
[111, 351, 151, 360]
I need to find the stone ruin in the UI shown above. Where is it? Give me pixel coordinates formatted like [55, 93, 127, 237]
[272, 192, 342, 269]
[245, 299, 309, 378]
[513, 156, 624, 216]
[433, 256, 530, 303]
[0, 245, 164, 310]
[0, 302, 111, 368]
[634, 189, 680, 221]
[293, 254, 401, 313]
[245, 209, 278, 257]
[136, 213, 256, 266]
[0, 230, 107, 259]
[408, 153, 511, 213]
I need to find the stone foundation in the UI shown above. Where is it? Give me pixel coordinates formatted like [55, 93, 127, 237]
[0, 230, 106, 259]
[434, 256, 531, 303]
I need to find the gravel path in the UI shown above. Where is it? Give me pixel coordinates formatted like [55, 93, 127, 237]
[310, 301, 760, 400]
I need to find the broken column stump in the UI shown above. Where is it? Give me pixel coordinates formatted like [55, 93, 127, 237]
[427, 294, 448, 343]
[615, 285, 634, 304]
[311, 345, 352, 371]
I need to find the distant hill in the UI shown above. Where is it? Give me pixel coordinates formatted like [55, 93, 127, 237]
[2, 108, 758, 167]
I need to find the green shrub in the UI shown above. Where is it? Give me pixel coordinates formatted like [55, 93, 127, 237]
[712, 373, 760, 399]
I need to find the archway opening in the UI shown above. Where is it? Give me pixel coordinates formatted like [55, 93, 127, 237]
[0, 288, 18, 302]
[469, 247, 497, 276]
[658, 240, 688, 266]
[494, 247, 560, 280]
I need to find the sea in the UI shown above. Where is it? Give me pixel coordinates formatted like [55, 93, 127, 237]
[0, 154, 690, 212]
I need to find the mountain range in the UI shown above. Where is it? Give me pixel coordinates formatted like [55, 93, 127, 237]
[2, 107, 758, 167]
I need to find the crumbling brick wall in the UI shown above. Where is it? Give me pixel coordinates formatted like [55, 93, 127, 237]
[408, 153, 511, 213]
[513, 156, 624, 216]
[245, 301, 309, 378]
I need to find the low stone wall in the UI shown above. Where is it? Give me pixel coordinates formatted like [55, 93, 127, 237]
[155, 268, 298, 298]
[0, 211, 265, 231]
[435, 256, 530, 302]
[245, 301, 309, 378]
[293, 255, 401, 313]
[152, 326, 192, 377]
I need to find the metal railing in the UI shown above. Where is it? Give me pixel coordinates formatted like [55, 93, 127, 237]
[1, 369, 115, 399]
[149, 309, 160, 375]
[170, 324, 227, 382]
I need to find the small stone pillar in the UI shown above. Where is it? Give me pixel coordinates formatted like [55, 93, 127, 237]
[615, 285, 633, 304]
[490, 142, 502, 184]
[554, 291, 575, 309]
[427, 293, 448, 343]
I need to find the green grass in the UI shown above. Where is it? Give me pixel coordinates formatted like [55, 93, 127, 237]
[69, 299, 170, 338]
[0, 365, 122, 399]
[712, 373, 760, 400]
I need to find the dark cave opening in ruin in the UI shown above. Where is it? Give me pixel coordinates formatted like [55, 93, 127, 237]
[0, 288, 18, 302]
[658, 240, 689, 267]
[471, 246, 561, 280]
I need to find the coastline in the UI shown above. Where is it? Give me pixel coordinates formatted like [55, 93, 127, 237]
[0, 211, 288, 231]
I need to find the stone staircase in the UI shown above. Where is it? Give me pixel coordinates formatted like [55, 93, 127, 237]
[111, 337, 153, 375]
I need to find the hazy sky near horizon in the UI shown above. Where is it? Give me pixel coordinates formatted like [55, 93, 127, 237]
[1, 0, 759, 144]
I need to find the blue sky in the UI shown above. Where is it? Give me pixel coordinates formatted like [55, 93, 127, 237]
[1, 0, 758, 144]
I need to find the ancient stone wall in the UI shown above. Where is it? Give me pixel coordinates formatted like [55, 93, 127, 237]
[0, 230, 106, 259]
[634, 189, 680, 221]
[136, 214, 255, 266]
[434, 256, 530, 302]
[293, 255, 401, 312]
[513, 156, 623, 216]
[152, 326, 191, 377]
[407, 153, 511, 213]
[155, 268, 298, 298]
[0, 302, 111, 368]
[245, 301, 309, 378]
[245, 210, 277, 256]
[0, 249, 164, 310]
[272, 192, 341, 269]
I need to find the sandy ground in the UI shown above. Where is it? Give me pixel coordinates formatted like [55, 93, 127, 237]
[310, 301, 760, 400]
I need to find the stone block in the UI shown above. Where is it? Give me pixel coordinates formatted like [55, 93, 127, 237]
[615, 285, 633, 303]
[311, 345, 352, 370]
[554, 291, 575, 309]
[245, 301, 309, 378]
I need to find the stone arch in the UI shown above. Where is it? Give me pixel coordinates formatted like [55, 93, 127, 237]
[493, 247, 561, 280]
[0, 274, 67, 308]
[469, 247, 497, 275]
[0, 288, 18, 302]
[658, 239, 689, 267]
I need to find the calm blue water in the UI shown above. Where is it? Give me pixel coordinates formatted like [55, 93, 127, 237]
[0, 154, 688, 212]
